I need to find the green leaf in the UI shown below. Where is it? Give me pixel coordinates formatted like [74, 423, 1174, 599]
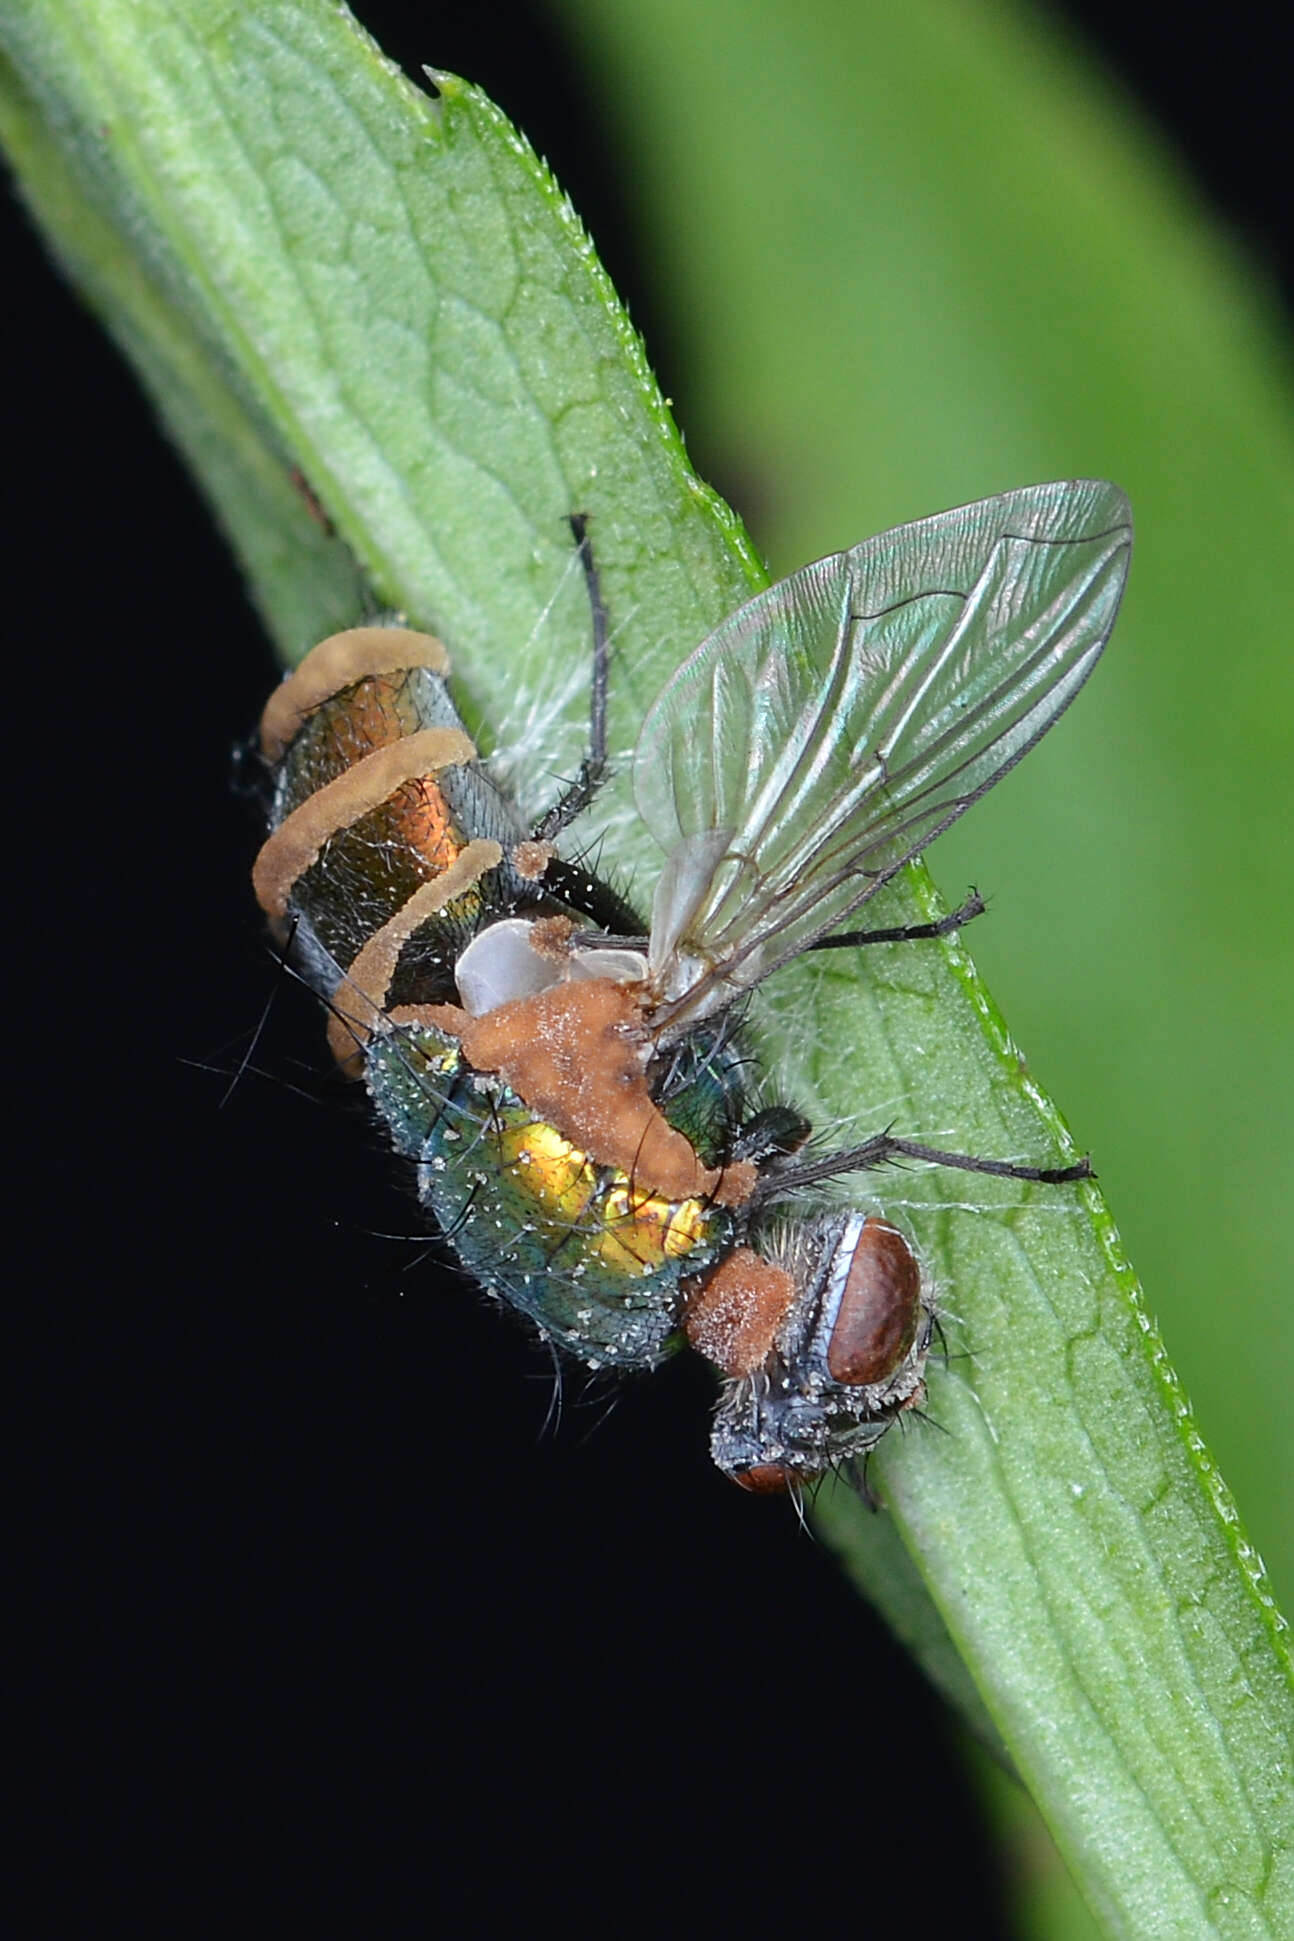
[559, 0, 1294, 1928]
[4, 3, 1290, 1935]
[559, 0, 1294, 1618]
[0, 0, 765, 787]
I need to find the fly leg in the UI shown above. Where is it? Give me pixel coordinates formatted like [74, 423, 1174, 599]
[529, 514, 645, 936]
[532, 513, 610, 842]
[808, 888, 986, 951]
[752, 1128, 1092, 1208]
[778, 890, 1089, 1190]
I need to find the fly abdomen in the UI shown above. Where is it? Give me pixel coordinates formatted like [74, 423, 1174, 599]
[253, 627, 530, 1064]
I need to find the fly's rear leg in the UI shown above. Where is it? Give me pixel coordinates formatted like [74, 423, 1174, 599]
[532, 513, 610, 842]
[809, 888, 986, 952]
[529, 515, 644, 936]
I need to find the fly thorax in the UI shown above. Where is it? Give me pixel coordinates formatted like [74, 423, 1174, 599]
[397, 920, 737, 1372]
[446, 917, 758, 1210]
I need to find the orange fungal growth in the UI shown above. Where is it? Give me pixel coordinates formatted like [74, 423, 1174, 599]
[324, 839, 503, 1067]
[252, 727, 477, 920]
[683, 1246, 796, 1378]
[252, 623, 502, 1072]
[451, 979, 755, 1208]
[511, 840, 557, 883]
[259, 627, 450, 761]
[527, 915, 577, 957]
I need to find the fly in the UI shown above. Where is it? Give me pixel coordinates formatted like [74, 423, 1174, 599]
[252, 481, 1132, 1490]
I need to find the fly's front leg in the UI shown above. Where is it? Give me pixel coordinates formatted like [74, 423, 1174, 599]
[752, 1128, 1093, 1209]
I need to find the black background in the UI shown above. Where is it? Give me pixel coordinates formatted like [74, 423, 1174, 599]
[11, 3, 1287, 1931]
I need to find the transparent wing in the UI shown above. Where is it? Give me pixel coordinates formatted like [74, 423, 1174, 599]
[634, 480, 1132, 1010]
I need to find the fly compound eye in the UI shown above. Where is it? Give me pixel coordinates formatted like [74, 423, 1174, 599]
[824, 1218, 922, 1387]
[730, 1464, 797, 1495]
